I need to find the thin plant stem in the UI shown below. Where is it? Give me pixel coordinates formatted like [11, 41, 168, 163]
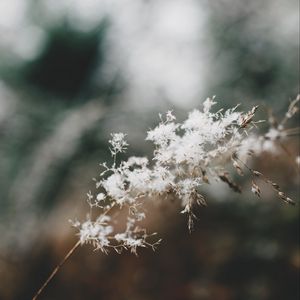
[32, 240, 81, 300]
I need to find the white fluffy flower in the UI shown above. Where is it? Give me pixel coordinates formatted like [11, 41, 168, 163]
[75, 96, 298, 253]
[109, 132, 128, 155]
[146, 122, 178, 147]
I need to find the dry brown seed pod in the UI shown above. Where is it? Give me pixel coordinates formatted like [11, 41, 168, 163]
[251, 181, 261, 197]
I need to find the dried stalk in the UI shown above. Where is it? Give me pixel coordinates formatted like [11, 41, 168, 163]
[32, 240, 81, 300]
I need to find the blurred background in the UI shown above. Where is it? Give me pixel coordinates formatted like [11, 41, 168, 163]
[0, 0, 299, 299]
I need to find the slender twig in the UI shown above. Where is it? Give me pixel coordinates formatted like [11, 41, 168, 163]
[32, 240, 81, 300]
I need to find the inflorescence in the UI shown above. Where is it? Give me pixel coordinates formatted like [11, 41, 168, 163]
[72, 96, 299, 254]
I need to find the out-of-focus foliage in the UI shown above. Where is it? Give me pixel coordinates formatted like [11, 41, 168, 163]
[205, 0, 298, 109]
[0, 0, 298, 299]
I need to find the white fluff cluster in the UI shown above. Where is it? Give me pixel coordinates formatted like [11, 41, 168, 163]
[75, 97, 298, 254]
